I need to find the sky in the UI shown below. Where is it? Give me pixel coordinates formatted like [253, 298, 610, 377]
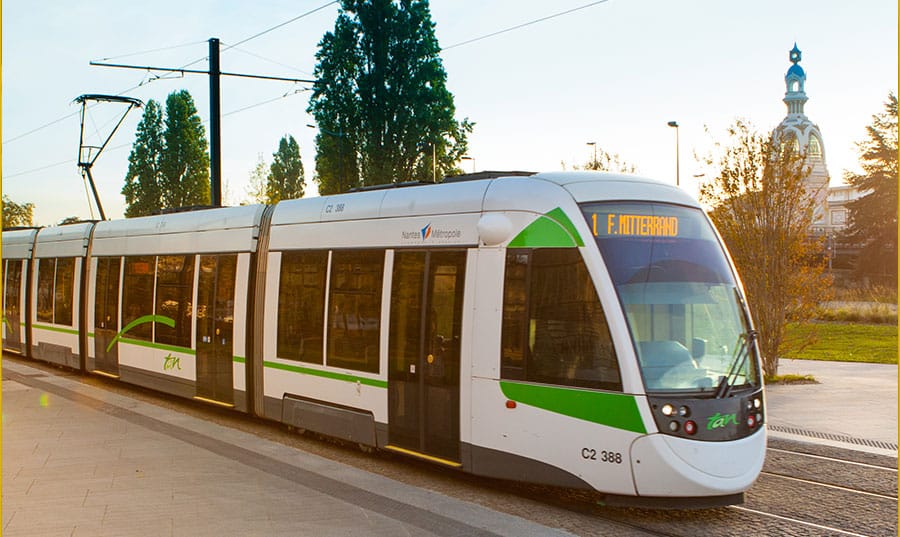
[2, 0, 897, 226]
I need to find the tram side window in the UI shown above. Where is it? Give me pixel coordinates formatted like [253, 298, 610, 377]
[54, 258, 75, 326]
[327, 249, 384, 373]
[122, 256, 156, 342]
[277, 250, 328, 364]
[155, 255, 195, 348]
[35, 257, 75, 326]
[5, 260, 22, 319]
[36, 258, 56, 323]
[501, 248, 622, 391]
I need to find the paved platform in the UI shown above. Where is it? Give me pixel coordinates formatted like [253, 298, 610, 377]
[1, 359, 570, 537]
[765, 358, 898, 456]
[2, 357, 897, 536]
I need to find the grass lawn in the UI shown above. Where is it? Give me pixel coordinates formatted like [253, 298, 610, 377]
[783, 322, 897, 364]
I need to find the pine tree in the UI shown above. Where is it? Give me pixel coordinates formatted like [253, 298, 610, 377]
[266, 135, 305, 203]
[122, 100, 164, 217]
[308, 0, 472, 192]
[159, 90, 210, 209]
[843, 92, 898, 282]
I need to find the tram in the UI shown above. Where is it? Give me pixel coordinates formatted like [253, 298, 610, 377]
[1, 171, 765, 507]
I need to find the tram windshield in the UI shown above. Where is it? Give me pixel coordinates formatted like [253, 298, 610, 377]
[581, 202, 760, 394]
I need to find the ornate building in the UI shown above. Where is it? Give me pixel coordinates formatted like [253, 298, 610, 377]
[772, 44, 833, 232]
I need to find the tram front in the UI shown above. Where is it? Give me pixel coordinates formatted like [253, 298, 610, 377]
[581, 201, 766, 502]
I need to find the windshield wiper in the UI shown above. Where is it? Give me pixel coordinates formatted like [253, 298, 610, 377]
[715, 330, 757, 399]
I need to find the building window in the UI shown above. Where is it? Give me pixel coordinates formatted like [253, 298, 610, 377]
[278, 250, 328, 363]
[501, 248, 622, 391]
[831, 210, 846, 226]
[808, 136, 822, 157]
[327, 250, 384, 373]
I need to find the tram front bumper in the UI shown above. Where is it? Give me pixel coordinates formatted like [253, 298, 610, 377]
[629, 426, 766, 497]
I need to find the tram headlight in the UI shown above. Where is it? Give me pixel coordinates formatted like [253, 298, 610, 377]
[661, 404, 675, 417]
[668, 421, 680, 432]
[753, 398, 762, 409]
[678, 405, 690, 418]
[747, 415, 757, 428]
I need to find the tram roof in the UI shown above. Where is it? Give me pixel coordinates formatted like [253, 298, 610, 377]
[2, 227, 39, 259]
[271, 171, 700, 227]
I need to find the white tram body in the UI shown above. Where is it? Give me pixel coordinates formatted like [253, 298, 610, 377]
[2, 228, 39, 355]
[30, 222, 94, 369]
[2, 172, 766, 507]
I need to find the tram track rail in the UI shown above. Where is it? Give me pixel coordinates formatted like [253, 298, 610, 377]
[759, 469, 898, 501]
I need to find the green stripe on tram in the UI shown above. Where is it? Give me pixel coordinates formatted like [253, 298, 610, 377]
[264, 360, 388, 389]
[116, 337, 196, 356]
[499, 381, 647, 434]
[32, 323, 80, 336]
[508, 207, 585, 248]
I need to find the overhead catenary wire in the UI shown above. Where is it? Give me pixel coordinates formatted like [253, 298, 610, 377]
[93, 39, 209, 63]
[442, 0, 610, 51]
[4, 88, 310, 180]
[4, 3, 334, 146]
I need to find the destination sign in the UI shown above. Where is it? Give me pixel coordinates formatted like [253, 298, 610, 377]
[590, 213, 680, 238]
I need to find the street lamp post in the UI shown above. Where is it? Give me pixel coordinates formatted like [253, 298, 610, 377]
[667, 121, 680, 187]
[308, 123, 345, 193]
[586, 141, 597, 168]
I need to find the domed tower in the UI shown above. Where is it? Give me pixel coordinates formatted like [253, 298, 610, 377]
[773, 44, 830, 229]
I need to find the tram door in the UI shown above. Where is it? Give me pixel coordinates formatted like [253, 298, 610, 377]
[94, 257, 121, 375]
[389, 250, 466, 462]
[196, 255, 237, 404]
[3, 260, 23, 352]
[3, 259, 22, 352]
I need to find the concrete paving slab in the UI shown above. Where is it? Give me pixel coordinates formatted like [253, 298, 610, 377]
[766, 358, 898, 456]
[2, 359, 572, 537]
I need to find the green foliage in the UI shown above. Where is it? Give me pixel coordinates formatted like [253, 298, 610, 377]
[309, 0, 472, 193]
[122, 99, 164, 217]
[764, 373, 817, 384]
[843, 92, 898, 282]
[246, 153, 268, 204]
[122, 91, 210, 217]
[784, 322, 897, 364]
[266, 135, 305, 203]
[2, 195, 34, 228]
[699, 119, 832, 377]
[816, 302, 897, 324]
[575, 146, 636, 174]
[160, 90, 210, 209]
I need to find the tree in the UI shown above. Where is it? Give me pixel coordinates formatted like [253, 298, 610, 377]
[576, 146, 636, 174]
[842, 92, 898, 283]
[122, 91, 210, 216]
[59, 216, 82, 225]
[160, 90, 210, 209]
[122, 99, 164, 217]
[699, 119, 831, 377]
[308, 0, 472, 193]
[266, 135, 305, 202]
[246, 153, 269, 204]
[2, 195, 34, 228]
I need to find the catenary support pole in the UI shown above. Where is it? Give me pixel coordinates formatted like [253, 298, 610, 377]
[209, 38, 222, 207]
